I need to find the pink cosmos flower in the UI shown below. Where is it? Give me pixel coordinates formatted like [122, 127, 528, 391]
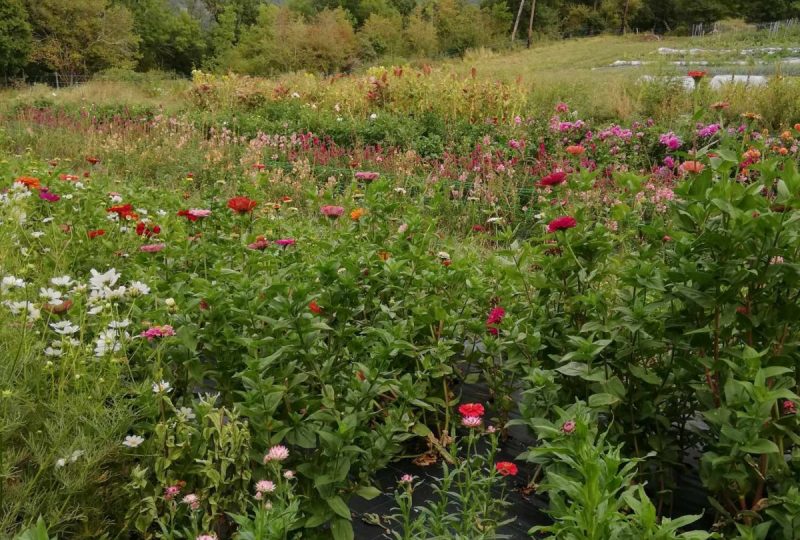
[320, 205, 345, 218]
[141, 325, 176, 341]
[140, 243, 166, 253]
[263, 445, 289, 463]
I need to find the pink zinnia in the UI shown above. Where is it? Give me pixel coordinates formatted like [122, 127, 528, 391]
[320, 205, 344, 218]
[248, 236, 269, 250]
[141, 325, 176, 341]
[140, 243, 166, 253]
[355, 171, 380, 182]
[547, 216, 577, 233]
[275, 238, 296, 247]
[39, 189, 60, 202]
[263, 445, 289, 463]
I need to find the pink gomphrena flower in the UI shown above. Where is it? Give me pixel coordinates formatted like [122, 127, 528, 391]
[355, 171, 380, 182]
[399, 474, 414, 484]
[263, 445, 289, 463]
[275, 238, 296, 247]
[140, 243, 166, 253]
[562, 420, 577, 434]
[196, 535, 217, 540]
[182, 493, 200, 510]
[255, 480, 276, 493]
[462, 416, 482, 428]
[141, 325, 176, 341]
[320, 205, 345, 218]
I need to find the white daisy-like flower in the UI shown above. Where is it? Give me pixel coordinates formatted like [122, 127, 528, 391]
[105, 286, 127, 300]
[30, 231, 45, 239]
[27, 304, 41, 321]
[152, 380, 172, 394]
[87, 305, 104, 316]
[44, 346, 63, 357]
[178, 407, 196, 420]
[486, 217, 504, 224]
[89, 268, 121, 291]
[55, 458, 67, 468]
[94, 329, 125, 357]
[51, 320, 80, 335]
[108, 319, 130, 329]
[39, 287, 63, 305]
[3, 300, 27, 315]
[123, 435, 145, 448]
[51, 275, 73, 287]
[128, 281, 150, 296]
[74, 182, 85, 189]
[1, 275, 25, 292]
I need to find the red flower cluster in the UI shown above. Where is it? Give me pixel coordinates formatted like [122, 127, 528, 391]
[107, 204, 138, 220]
[547, 216, 577, 233]
[486, 306, 505, 336]
[228, 196, 258, 214]
[136, 221, 161, 238]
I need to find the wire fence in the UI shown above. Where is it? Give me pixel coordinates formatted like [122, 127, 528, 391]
[691, 18, 799, 38]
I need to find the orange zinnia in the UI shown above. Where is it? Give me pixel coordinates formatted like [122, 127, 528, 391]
[565, 145, 585, 156]
[350, 207, 366, 221]
[680, 161, 705, 174]
[15, 176, 41, 190]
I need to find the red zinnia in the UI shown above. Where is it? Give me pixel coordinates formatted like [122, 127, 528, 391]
[86, 156, 100, 165]
[309, 300, 323, 314]
[538, 171, 567, 187]
[135, 221, 161, 238]
[88, 229, 105, 239]
[687, 70, 707, 82]
[547, 216, 577, 233]
[458, 403, 485, 418]
[495, 462, 518, 476]
[228, 196, 258, 214]
[178, 209, 198, 222]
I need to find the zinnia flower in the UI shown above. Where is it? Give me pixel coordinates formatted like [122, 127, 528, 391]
[562, 420, 576, 434]
[565, 145, 585, 156]
[39, 189, 60, 202]
[140, 243, 166, 253]
[680, 161, 705, 174]
[461, 415, 482, 428]
[107, 204, 138, 220]
[320, 205, 344, 218]
[547, 216, 577, 233]
[309, 300, 322, 314]
[495, 462, 518, 476]
[275, 238, 295, 247]
[350, 208, 366, 221]
[178, 208, 211, 222]
[15, 176, 41, 190]
[688, 70, 707, 83]
[355, 171, 380, 182]
[135, 221, 161, 238]
[88, 229, 106, 239]
[538, 171, 567, 187]
[228, 196, 258, 214]
[141, 325, 176, 341]
[248, 236, 269, 250]
[458, 403, 485, 418]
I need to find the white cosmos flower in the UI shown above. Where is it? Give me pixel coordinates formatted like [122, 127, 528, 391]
[51, 275, 73, 287]
[44, 346, 63, 357]
[152, 380, 172, 394]
[89, 268, 121, 290]
[3, 300, 27, 315]
[30, 231, 45, 239]
[94, 329, 126, 357]
[1, 275, 25, 292]
[108, 319, 130, 329]
[42, 217, 54, 223]
[39, 287, 63, 305]
[50, 320, 80, 335]
[87, 305, 103, 316]
[123, 435, 145, 448]
[128, 281, 150, 296]
[55, 458, 67, 468]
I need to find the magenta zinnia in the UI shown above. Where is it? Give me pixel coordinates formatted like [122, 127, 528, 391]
[547, 216, 577, 233]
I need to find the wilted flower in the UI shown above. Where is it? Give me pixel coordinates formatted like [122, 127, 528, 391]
[783, 400, 797, 415]
[355, 171, 380, 182]
[140, 243, 166, 253]
[309, 300, 322, 314]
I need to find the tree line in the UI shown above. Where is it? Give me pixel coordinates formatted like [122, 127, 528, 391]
[1, 0, 796, 81]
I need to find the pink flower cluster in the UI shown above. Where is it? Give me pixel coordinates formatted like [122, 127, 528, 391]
[140, 325, 176, 341]
[659, 132, 683, 151]
[486, 307, 505, 336]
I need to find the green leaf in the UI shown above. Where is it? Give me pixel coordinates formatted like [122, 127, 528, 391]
[331, 517, 354, 540]
[326, 496, 351, 520]
[741, 439, 780, 454]
[412, 423, 432, 437]
[355, 486, 381, 500]
[588, 393, 621, 408]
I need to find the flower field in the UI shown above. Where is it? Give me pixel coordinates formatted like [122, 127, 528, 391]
[2, 67, 800, 540]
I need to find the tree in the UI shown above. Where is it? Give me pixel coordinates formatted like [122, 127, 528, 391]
[405, 8, 440, 56]
[0, 0, 31, 78]
[358, 12, 407, 60]
[26, 0, 139, 80]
